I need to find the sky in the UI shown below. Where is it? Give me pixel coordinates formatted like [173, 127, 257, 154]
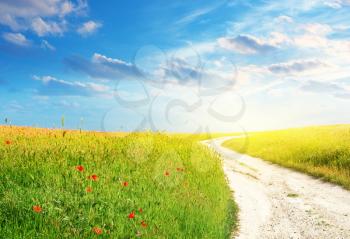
[1, 0, 350, 133]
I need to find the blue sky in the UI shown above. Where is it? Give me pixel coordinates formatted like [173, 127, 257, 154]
[1, 0, 350, 133]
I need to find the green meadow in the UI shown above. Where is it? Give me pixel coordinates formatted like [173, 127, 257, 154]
[0, 126, 237, 238]
[223, 125, 350, 189]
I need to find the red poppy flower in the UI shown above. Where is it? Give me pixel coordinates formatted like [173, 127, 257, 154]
[76, 165, 84, 172]
[92, 227, 103, 235]
[141, 220, 147, 228]
[123, 181, 128, 187]
[32, 205, 42, 213]
[88, 174, 99, 181]
[86, 186, 92, 193]
[139, 208, 143, 213]
[128, 211, 135, 219]
[176, 167, 184, 172]
[4, 140, 11, 145]
[164, 171, 170, 176]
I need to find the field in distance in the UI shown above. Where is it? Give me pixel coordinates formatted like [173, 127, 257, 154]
[0, 126, 236, 238]
[223, 124, 350, 189]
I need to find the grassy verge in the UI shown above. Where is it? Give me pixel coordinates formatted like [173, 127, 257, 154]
[223, 125, 350, 190]
[0, 126, 237, 238]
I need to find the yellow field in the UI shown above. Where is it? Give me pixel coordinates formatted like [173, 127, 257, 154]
[223, 125, 350, 189]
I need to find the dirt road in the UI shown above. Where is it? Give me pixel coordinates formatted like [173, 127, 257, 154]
[204, 137, 350, 239]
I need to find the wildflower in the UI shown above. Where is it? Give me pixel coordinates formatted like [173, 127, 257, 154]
[139, 208, 143, 213]
[176, 167, 184, 172]
[76, 165, 84, 172]
[164, 171, 170, 176]
[141, 220, 147, 228]
[123, 181, 129, 187]
[88, 174, 99, 181]
[92, 227, 103, 235]
[128, 211, 135, 219]
[86, 186, 92, 193]
[4, 140, 11, 145]
[32, 205, 42, 213]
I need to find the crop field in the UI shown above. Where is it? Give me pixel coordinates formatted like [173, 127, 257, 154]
[223, 125, 350, 189]
[0, 126, 237, 238]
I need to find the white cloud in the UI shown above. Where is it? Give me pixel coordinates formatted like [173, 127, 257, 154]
[217, 34, 289, 54]
[324, 0, 343, 8]
[291, 23, 333, 51]
[323, 0, 350, 8]
[31, 17, 65, 36]
[293, 34, 329, 48]
[41, 40, 55, 51]
[64, 53, 144, 80]
[268, 59, 329, 74]
[269, 32, 292, 45]
[275, 15, 294, 24]
[300, 80, 350, 99]
[91, 53, 141, 77]
[227, 23, 332, 53]
[301, 23, 333, 35]
[2, 32, 31, 46]
[0, 0, 87, 20]
[0, 14, 22, 31]
[291, 30, 350, 59]
[60, 1, 74, 16]
[0, 0, 88, 37]
[35, 75, 56, 83]
[77, 21, 102, 36]
[33, 75, 111, 96]
[176, 7, 215, 25]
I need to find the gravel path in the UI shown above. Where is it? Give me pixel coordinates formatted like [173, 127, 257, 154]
[204, 137, 350, 239]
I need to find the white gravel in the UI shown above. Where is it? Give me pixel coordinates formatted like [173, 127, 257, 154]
[204, 137, 350, 239]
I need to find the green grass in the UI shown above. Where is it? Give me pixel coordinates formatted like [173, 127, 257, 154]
[0, 126, 237, 238]
[223, 124, 350, 190]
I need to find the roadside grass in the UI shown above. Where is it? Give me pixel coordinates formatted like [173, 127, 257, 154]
[223, 124, 350, 190]
[0, 126, 237, 238]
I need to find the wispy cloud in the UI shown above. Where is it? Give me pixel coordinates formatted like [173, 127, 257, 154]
[175, 3, 224, 26]
[300, 80, 350, 99]
[64, 53, 143, 80]
[2, 32, 31, 47]
[275, 15, 294, 24]
[268, 59, 329, 74]
[33, 75, 110, 97]
[31, 17, 65, 36]
[176, 7, 215, 25]
[40, 40, 55, 51]
[323, 0, 350, 8]
[301, 23, 333, 35]
[0, 0, 95, 38]
[217, 35, 279, 54]
[158, 57, 235, 90]
[64, 51, 236, 93]
[77, 21, 102, 36]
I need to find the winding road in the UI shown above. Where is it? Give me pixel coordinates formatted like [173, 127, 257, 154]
[204, 137, 350, 239]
